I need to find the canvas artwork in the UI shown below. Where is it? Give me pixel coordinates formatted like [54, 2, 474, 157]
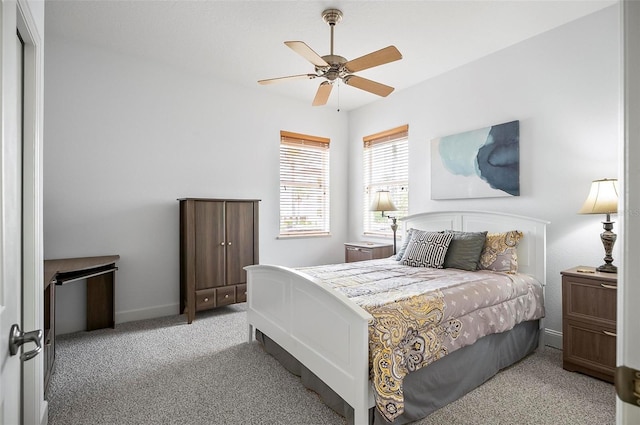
[431, 120, 520, 200]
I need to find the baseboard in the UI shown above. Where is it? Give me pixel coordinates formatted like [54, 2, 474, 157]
[544, 328, 563, 349]
[115, 303, 180, 324]
[40, 400, 48, 425]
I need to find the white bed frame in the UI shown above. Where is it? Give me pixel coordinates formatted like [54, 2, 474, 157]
[246, 211, 549, 425]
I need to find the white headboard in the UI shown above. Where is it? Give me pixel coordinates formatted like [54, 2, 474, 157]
[400, 211, 550, 285]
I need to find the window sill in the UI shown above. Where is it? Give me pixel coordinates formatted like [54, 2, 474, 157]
[277, 233, 332, 240]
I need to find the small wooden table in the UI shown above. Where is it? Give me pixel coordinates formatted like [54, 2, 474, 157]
[44, 255, 120, 331]
[43, 255, 119, 398]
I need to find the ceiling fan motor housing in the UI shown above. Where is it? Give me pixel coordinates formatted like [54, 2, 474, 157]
[317, 54, 348, 81]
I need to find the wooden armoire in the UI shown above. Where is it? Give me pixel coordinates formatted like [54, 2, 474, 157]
[179, 198, 259, 323]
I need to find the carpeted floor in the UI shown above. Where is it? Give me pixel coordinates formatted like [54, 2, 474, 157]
[47, 304, 616, 425]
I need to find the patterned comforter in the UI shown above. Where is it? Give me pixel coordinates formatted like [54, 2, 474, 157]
[297, 258, 545, 422]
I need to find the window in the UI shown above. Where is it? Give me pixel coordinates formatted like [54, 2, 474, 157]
[279, 131, 330, 237]
[363, 125, 409, 236]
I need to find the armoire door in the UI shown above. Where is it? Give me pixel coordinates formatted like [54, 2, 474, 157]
[225, 202, 255, 286]
[194, 200, 225, 289]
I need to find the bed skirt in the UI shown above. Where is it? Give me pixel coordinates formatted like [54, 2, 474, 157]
[256, 320, 540, 425]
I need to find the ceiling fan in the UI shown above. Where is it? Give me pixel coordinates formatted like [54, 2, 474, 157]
[258, 8, 402, 106]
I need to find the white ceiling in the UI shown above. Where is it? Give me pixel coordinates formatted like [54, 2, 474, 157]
[45, 0, 617, 111]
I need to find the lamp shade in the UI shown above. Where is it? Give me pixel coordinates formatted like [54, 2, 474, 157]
[578, 178, 619, 214]
[370, 190, 397, 212]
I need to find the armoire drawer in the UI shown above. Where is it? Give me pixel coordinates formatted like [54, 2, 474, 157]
[216, 286, 236, 307]
[195, 289, 216, 311]
[236, 284, 247, 303]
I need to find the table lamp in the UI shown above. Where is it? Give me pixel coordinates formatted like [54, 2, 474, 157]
[370, 190, 398, 255]
[578, 178, 619, 273]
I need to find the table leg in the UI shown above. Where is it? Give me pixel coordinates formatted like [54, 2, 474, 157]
[86, 270, 115, 330]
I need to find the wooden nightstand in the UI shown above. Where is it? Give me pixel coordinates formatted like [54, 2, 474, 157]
[344, 242, 394, 263]
[561, 266, 617, 383]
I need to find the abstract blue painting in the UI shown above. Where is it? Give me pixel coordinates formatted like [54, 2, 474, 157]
[431, 120, 519, 200]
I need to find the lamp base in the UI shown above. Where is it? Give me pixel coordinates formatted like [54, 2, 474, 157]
[390, 217, 398, 255]
[596, 263, 617, 273]
[598, 220, 617, 274]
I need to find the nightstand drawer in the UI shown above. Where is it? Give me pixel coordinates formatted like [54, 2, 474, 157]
[563, 319, 616, 382]
[344, 242, 393, 263]
[563, 275, 616, 324]
[345, 246, 374, 262]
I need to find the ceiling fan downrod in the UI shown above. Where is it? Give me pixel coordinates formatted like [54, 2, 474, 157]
[322, 9, 342, 56]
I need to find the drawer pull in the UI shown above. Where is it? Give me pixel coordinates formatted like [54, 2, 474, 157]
[203, 297, 209, 303]
[603, 330, 617, 337]
[346, 247, 359, 251]
[224, 294, 229, 298]
[600, 283, 616, 290]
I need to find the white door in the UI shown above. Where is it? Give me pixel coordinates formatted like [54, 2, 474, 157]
[0, 20, 25, 425]
[1, 1, 45, 424]
[619, 1, 640, 423]
[1, 4, 45, 423]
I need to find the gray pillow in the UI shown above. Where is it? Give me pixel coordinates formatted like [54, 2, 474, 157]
[443, 230, 488, 271]
[395, 228, 417, 260]
[401, 230, 454, 268]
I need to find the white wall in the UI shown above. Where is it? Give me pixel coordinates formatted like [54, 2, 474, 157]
[348, 5, 620, 347]
[43, 38, 349, 333]
[45, 5, 620, 342]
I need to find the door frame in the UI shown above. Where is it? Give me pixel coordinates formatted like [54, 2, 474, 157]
[16, 0, 46, 424]
[618, 0, 640, 422]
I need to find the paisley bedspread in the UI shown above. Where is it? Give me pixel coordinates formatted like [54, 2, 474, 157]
[297, 258, 544, 422]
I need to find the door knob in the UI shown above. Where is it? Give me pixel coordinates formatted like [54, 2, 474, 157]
[9, 324, 43, 361]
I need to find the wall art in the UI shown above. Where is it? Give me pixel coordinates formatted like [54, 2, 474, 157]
[431, 120, 520, 200]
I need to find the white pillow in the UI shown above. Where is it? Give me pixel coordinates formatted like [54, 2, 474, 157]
[395, 228, 417, 260]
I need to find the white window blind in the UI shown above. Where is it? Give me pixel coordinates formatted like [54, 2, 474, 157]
[363, 125, 409, 236]
[280, 131, 330, 237]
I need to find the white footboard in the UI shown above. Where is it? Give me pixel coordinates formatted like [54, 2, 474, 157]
[246, 264, 374, 425]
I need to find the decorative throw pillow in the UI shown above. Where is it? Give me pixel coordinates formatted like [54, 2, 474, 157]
[401, 230, 454, 268]
[443, 230, 488, 271]
[479, 230, 524, 273]
[395, 228, 417, 260]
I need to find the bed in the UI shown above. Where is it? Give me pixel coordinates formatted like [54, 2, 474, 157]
[246, 211, 549, 424]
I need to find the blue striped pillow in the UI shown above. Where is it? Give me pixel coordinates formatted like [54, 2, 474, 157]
[401, 230, 454, 268]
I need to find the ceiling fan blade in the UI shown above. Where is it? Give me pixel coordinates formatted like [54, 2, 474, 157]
[344, 45, 402, 73]
[312, 81, 333, 106]
[258, 74, 317, 85]
[343, 75, 394, 97]
[285, 41, 329, 68]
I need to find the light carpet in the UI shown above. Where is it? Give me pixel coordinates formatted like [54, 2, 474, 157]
[47, 304, 615, 425]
